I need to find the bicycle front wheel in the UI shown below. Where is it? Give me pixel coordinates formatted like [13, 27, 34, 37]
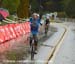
[31, 44, 34, 60]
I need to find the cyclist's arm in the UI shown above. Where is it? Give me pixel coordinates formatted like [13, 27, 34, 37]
[38, 19, 43, 26]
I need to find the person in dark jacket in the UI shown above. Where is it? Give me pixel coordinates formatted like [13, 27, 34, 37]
[44, 17, 50, 35]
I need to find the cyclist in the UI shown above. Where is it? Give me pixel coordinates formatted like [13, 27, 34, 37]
[29, 13, 41, 54]
[44, 16, 50, 35]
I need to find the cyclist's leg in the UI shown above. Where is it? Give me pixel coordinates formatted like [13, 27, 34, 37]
[45, 24, 49, 35]
[30, 36, 33, 47]
[33, 34, 38, 51]
[45, 24, 47, 35]
[47, 25, 49, 31]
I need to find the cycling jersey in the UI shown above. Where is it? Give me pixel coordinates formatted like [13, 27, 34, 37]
[30, 17, 41, 35]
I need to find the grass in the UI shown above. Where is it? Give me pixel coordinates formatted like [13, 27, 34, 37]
[3, 47, 29, 64]
[0, 15, 14, 26]
[0, 21, 8, 26]
[6, 51, 24, 60]
[7, 15, 15, 20]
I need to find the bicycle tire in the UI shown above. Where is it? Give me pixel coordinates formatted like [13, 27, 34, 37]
[31, 43, 34, 60]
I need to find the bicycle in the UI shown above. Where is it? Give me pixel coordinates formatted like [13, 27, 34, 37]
[30, 34, 37, 60]
[45, 24, 49, 36]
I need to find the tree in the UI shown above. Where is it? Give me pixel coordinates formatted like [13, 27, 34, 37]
[17, 0, 29, 18]
[30, 0, 39, 13]
[0, 0, 3, 7]
[2, 0, 20, 14]
[51, 0, 63, 12]
[41, 0, 63, 12]
[62, 0, 71, 10]
[65, 0, 75, 18]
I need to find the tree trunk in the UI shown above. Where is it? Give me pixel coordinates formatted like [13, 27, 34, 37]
[17, 0, 29, 18]
[0, 0, 3, 7]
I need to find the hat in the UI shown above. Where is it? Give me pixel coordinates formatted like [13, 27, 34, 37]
[33, 13, 39, 17]
[33, 13, 37, 16]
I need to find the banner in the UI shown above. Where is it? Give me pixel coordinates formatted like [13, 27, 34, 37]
[24, 22, 30, 34]
[0, 26, 6, 43]
[7, 24, 17, 39]
[0, 22, 30, 43]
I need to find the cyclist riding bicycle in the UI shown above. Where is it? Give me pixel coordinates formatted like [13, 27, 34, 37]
[44, 16, 50, 35]
[29, 13, 41, 54]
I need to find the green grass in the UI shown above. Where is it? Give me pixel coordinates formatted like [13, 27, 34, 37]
[0, 21, 8, 26]
[7, 15, 15, 20]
